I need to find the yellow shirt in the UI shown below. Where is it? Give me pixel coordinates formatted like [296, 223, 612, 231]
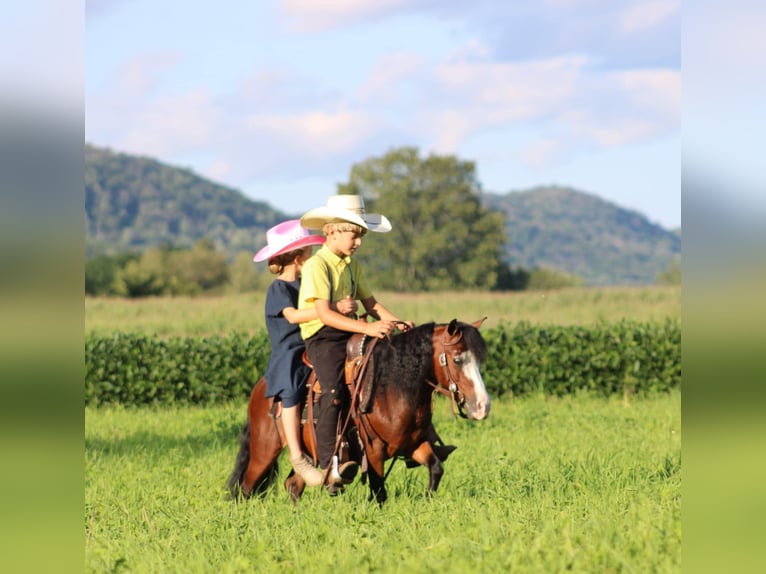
[298, 244, 371, 340]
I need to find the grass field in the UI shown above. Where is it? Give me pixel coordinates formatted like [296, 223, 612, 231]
[85, 285, 680, 337]
[85, 391, 681, 573]
[86, 285, 681, 571]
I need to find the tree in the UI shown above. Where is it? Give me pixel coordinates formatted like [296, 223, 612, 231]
[227, 250, 272, 293]
[168, 238, 229, 292]
[526, 266, 584, 290]
[85, 253, 139, 295]
[113, 255, 166, 297]
[109, 239, 229, 297]
[337, 147, 507, 291]
[492, 265, 530, 291]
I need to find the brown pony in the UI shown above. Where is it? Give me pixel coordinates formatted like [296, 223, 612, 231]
[227, 319, 490, 504]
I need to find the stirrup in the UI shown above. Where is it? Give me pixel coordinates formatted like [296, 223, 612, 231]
[326, 456, 358, 485]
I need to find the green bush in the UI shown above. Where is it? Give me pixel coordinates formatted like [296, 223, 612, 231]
[482, 319, 680, 398]
[85, 320, 680, 406]
[85, 331, 270, 407]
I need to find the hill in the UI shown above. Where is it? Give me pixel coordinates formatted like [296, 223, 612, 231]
[482, 186, 681, 285]
[85, 145, 680, 285]
[85, 144, 287, 259]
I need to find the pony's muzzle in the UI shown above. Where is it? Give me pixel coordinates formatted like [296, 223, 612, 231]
[471, 396, 491, 420]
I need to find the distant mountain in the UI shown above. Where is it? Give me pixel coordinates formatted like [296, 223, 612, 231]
[482, 186, 681, 285]
[85, 144, 288, 259]
[85, 145, 680, 285]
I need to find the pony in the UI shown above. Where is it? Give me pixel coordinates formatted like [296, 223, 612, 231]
[227, 318, 490, 504]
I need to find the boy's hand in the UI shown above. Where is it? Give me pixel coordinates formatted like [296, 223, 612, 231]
[364, 320, 395, 339]
[336, 296, 358, 316]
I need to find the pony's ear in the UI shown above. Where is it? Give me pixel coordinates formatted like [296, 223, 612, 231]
[472, 317, 487, 329]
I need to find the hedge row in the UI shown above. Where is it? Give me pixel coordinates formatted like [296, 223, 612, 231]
[481, 320, 680, 397]
[85, 331, 270, 407]
[85, 320, 680, 406]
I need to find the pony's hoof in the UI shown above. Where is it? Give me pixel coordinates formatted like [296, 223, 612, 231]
[433, 443, 457, 462]
[325, 484, 345, 497]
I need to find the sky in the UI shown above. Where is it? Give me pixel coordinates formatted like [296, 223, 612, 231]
[85, 0, 681, 229]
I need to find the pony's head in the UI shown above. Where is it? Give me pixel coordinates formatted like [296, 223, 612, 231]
[431, 318, 491, 420]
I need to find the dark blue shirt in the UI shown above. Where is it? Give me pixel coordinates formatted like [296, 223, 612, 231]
[264, 279, 311, 407]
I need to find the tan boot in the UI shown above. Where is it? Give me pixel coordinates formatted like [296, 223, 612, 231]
[290, 454, 324, 487]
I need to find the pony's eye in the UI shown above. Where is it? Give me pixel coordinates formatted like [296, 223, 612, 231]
[452, 356, 463, 365]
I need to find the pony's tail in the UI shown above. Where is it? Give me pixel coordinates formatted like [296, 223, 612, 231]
[227, 419, 251, 499]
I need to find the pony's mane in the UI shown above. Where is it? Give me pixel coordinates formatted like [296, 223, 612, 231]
[370, 323, 436, 395]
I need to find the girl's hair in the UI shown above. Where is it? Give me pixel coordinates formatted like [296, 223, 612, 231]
[267, 247, 309, 275]
[323, 221, 367, 236]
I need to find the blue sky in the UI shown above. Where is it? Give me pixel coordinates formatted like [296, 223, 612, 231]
[86, 0, 681, 228]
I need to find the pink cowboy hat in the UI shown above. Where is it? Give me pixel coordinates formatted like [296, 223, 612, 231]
[253, 219, 325, 263]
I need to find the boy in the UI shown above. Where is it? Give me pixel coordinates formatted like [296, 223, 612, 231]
[298, 194, 410, 487]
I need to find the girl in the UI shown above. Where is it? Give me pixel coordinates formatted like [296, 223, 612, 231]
[254, 219, 357, 486]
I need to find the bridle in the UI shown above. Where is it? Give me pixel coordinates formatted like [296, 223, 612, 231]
[428, 327, 469, 419]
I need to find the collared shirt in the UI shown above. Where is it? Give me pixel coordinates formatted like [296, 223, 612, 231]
[298, 244, 371, 340]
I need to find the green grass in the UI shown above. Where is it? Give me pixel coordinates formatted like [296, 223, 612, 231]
[85, 285, 680, 337]
[85, 391, 681, 573]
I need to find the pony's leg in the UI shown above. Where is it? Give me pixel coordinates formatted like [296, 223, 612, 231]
[365, 450, 388, 505]
[240, 379, 283, 497]
[410, 441, 444, 494]
[241, 414, 282, 497]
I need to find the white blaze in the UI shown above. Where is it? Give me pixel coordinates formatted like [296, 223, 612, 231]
[462, 351, 491, 419]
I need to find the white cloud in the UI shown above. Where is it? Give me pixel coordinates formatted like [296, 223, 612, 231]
[246, 110, 380, 156]
[519, 138, 565, 168]
[204, 160, 232, 182]
[357, 52, 425, 102]
[444, 38, 491, 64]
[422, 55, 587, 150]
[114, 52, 180, 97]
[279, 0, 414, 32]
[553, 68, 679, 153]
[617, 69, 680, 119]
[120, 89, 220, 157]
[621, 0, 679, 33]
[426, 110, 475, 153]
[586, 118, 659, 147]
[436, 56, 584, 114]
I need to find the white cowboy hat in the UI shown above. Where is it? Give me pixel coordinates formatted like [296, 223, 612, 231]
[300, 194, 392, 233]
[253, 219, 326, 262]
